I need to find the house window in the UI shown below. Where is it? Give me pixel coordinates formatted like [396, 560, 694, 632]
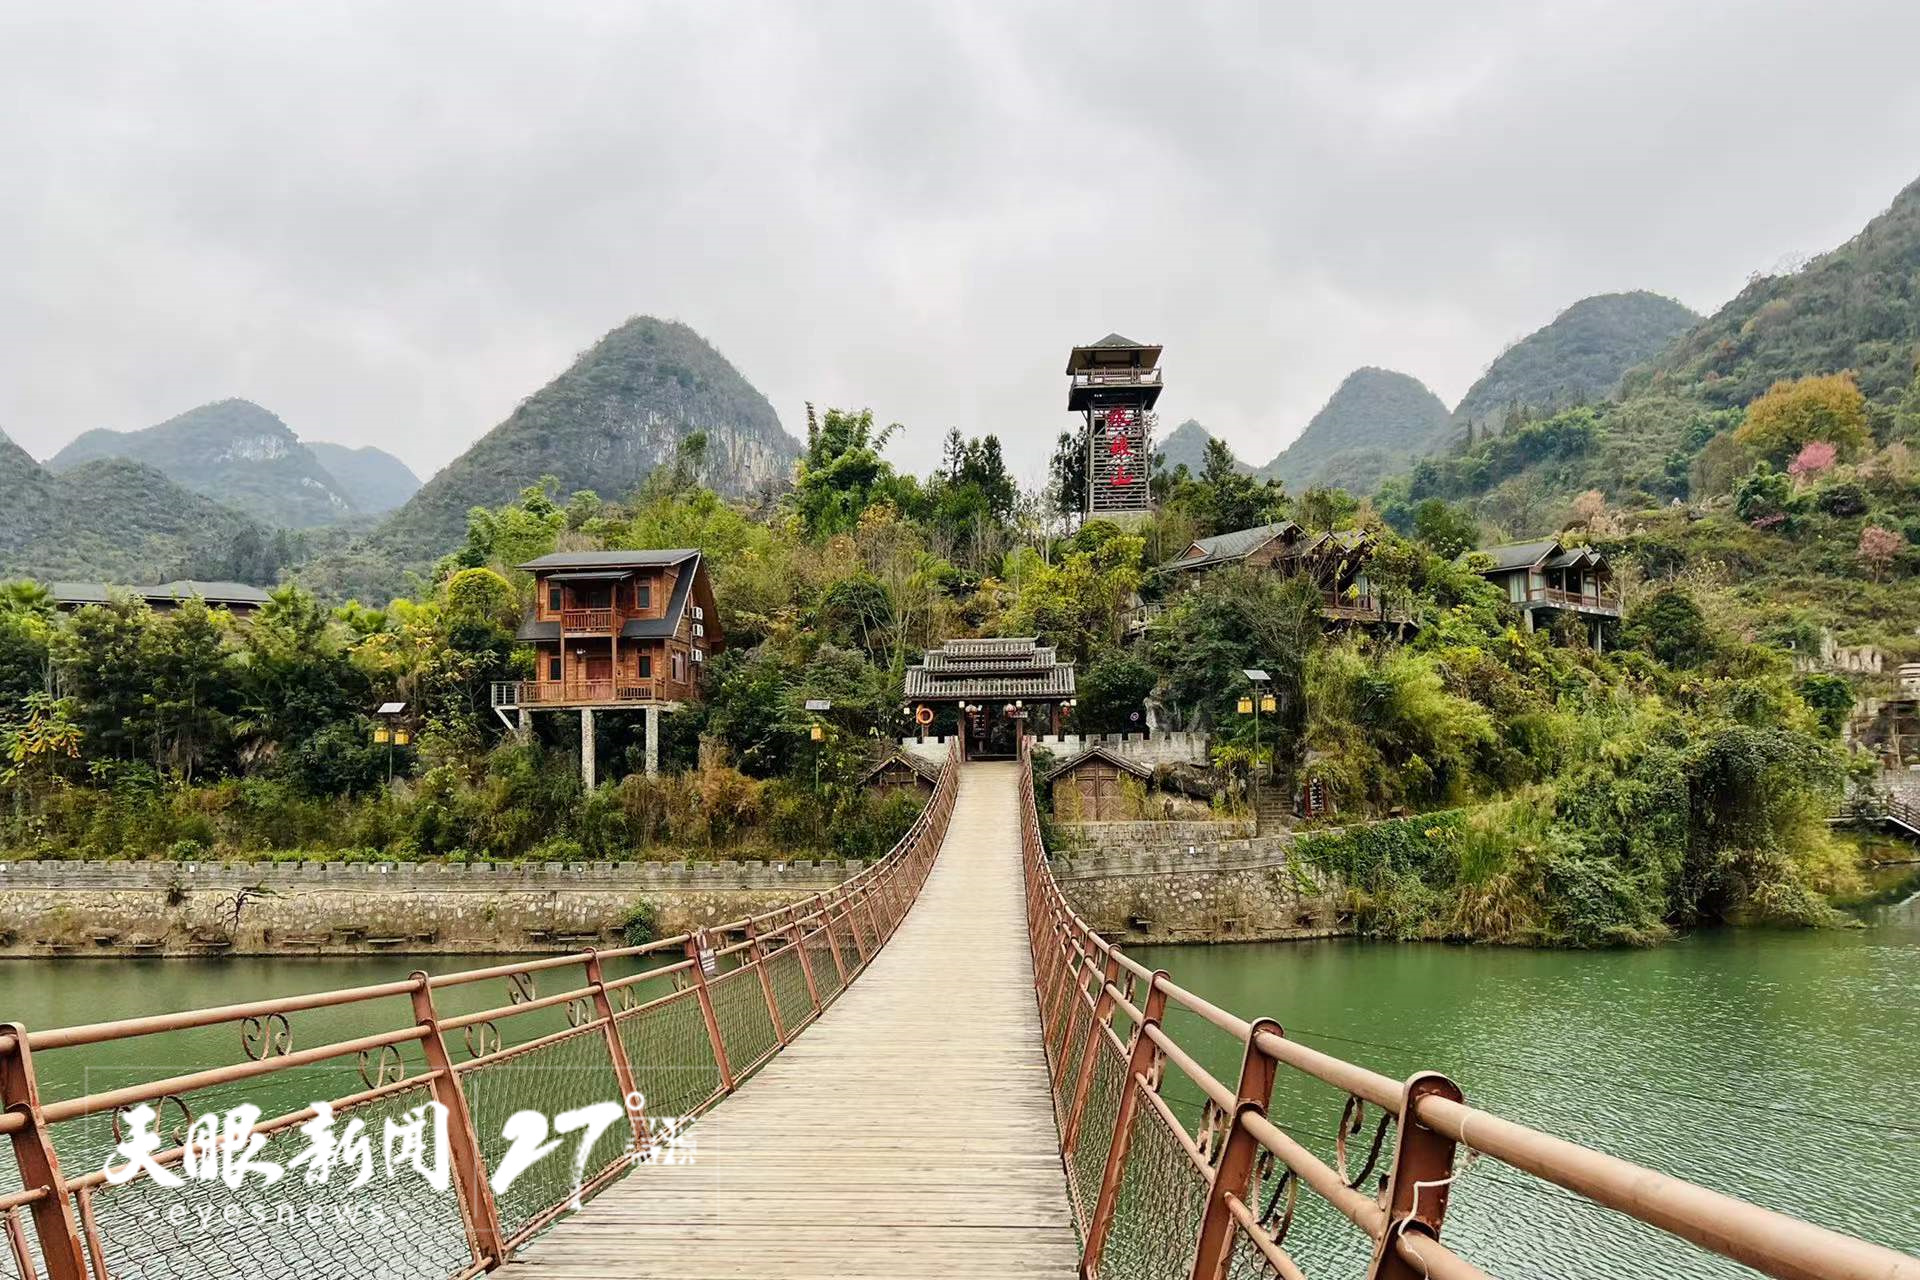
[547, 655, 562, 681]
[637, 580, 652, 610]
[638, 654, 652, 678]
[548, 585, 562, 613]
[672, 652, 686, 683]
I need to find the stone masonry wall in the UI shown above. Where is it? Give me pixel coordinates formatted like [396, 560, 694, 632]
[0, 859, 859, 958]
[1050, 828, 1346, 945]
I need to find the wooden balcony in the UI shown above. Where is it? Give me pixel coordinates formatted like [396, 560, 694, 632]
[1525, 586, 1621, 617]
[492, 680, 663, 709]
[1319, 591, 1385, 622]
[561, 608, 618, 633]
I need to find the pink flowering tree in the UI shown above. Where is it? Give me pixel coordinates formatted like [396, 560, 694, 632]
[1857, 524, 1904, 582]
[1787, 439, 1838, 482]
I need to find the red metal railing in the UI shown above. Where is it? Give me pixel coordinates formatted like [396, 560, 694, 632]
[0, 742, 959, 1279]
[1017, 738, 1920, 1280]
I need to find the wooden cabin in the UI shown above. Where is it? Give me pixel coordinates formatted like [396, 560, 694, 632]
[1471, 539, 1619, 642]
[1046, 746, 1151, 822]
[496, 550, 721, 710]
[861, 749, 942, 799]
[1150, 521, 1389, 626]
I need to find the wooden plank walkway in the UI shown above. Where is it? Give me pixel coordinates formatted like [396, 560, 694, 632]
[503, 761, 1080, 1279]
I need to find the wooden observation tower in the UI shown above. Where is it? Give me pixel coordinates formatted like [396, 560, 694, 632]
[1067, 333, 1162, 518]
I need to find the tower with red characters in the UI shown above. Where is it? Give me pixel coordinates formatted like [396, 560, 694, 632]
[1066, 333, 1162, 518]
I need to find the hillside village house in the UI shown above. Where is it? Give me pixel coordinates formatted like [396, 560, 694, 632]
[1147, 520, 1391, 626]
[491, 549, 720, 784]
[1471, 539, 1620, 644]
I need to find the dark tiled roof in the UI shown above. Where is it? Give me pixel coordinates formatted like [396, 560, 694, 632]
[51, 580, 271, 608]
[904, 636, 1076, 702]
[517, 549, 698, 571]
[1473, 539, 1560, 573]
[861, 749, 943, 785]
[1090, 332, 1145, 348]
[1043, 745, 1151, 783]
[515, 618, 561, 642]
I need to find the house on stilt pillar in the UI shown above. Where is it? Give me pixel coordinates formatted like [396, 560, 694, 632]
[491, 549, 721, 786]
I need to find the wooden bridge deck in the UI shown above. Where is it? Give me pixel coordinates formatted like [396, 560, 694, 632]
[503, 761, 1080, 1279]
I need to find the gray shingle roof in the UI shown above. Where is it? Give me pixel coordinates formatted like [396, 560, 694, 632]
[1161, 521, 1299, 571]
[1473, 539, 1560, 573]
[51, 580, 271, 608]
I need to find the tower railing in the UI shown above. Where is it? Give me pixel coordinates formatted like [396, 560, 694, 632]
[0, 741, 959, 1280]
[1016, 737, 1920, 1280]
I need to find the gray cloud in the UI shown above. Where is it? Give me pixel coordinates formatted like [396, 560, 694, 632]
[4, 0, 1918, 487]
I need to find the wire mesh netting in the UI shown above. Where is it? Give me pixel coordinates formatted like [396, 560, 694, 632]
[1069, 1033, 1126, 1234]
[80, 1081, 473, 1280]
[706, 968, 777, 1077]
[805, 929, 845, 1002]
[1096, 1094, 1210, 1280]
[459, 1025, 630, 1248]
[1053, 995, 1093, 1132]
[613, 989, 721, 1124]
[765, 946, 815, 1035]
[1228, 1222, 1292, 1279]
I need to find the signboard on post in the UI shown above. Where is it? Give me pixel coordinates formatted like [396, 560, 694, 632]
[696, 933, 718, 978]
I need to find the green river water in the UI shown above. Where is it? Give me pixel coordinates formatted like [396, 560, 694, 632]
[0, 892, 1916, 1278]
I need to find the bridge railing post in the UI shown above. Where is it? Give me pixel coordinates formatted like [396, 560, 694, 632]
[684, 930, 736, 1093]
[1189, 1016, 1283, 1280]
[817, 893, 849, 987]
[1080, 971, 1168, 1277]
[744, 919, 789, 1046]
[787, 907, 823, 1015]
[1061, 950, 1122, 1155]
[408, 974, 508, 1270]
[1364, 1071, 1465, 1280]
[584, 950, 648, 1152]
[0, 1025, 90, 1280]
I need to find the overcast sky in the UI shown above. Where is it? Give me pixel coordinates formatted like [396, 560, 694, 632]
[4, 1, 1920, 486]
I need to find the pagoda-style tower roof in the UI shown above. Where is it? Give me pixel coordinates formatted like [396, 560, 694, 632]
[1066, 335, 1164, 411]
[903, 637, 1077, 702]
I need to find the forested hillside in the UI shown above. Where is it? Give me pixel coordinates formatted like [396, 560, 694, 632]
[1452, 291, 1699, 433]
[1383, 173, 1920, 652]
[0, 431, 267, 582]
[48, 399, 356, 528]
[1257, 367, 1451, 494]
[308, 443, 421, 513]
[307, 317, 800, 600]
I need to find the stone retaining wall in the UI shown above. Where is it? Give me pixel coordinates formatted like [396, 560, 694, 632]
[0, 859, 859, 959]
[1050, 830, 1345, 945]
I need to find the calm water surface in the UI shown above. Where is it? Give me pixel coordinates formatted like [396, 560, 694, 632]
[2, 897, 1918, 1278]
[1133, 891, 1920, 1278]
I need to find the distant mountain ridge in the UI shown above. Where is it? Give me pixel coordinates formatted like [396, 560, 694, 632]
[1155, 419, 1216, 475]
[307, 442, 421, 514]
[1454, 291, 1700, 432]
[307, 316, 801, 600]
[48, 399, 356, 529]
[1258, 367, 1452, 494]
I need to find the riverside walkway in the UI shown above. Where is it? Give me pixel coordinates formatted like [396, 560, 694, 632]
[501, 761, 1080, 1279]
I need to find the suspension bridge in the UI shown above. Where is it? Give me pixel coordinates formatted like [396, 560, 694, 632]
[1, 742, 1916, 1280]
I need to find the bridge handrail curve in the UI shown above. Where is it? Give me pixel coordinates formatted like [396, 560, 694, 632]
[0, 739, 961, 1280]
[1016, 737, 1920, 1280]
